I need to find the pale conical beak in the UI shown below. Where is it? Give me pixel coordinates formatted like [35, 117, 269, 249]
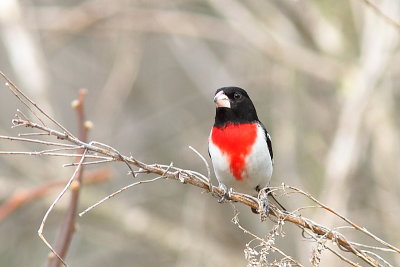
[214, 91, 230, 108]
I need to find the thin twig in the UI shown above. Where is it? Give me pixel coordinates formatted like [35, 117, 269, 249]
[350, 242, 397, 253]
[63, 158, 115, 167]
[286, 185, 400, 254]
[79, 176, 163, 217]
[5, 82, 46, 126]
[231, 204, 305, 267]
[0, 71, 76, 138]
[48, 89, 90, 267]
[35, 146, 83, 154]
[362, 250, 394, 267]
[0, 135, 77, 147]
[0, 151, 111, 159]
[90, 141, 136, 178]
[38, 149, 88, 267]
[18, 132, 50, 136]
[0, 168, 112, 221]
[325, 246, 361, 267]
[162, 162, 174, 176]
[188, 146, 211, 185]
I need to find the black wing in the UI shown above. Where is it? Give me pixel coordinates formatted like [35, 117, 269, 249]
[260, 122, 273, 164]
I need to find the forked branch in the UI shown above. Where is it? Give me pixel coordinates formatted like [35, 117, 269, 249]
[0, 71, 399, 266]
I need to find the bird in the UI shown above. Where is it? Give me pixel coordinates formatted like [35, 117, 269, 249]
[208, 87, 274, 212]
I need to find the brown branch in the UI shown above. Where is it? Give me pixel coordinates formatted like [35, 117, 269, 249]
[5, 115, 399, 266]
[1, 72, 398, 266]
[48, 90, 89, 267]
[286, 185, 400, 254]
[0, 71, 76, 138]
[5, 115, 400, 266]
[0, 167, 113, 222]
[272, 209, 381, 266]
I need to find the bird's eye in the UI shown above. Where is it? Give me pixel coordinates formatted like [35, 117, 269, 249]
[233, 92, 242, 99]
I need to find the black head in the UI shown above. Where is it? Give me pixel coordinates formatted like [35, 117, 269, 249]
[213, 87, 259, 127]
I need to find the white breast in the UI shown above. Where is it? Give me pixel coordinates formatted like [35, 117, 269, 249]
[209, 124, 273, 195]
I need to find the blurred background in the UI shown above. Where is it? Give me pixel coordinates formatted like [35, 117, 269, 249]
[0, 0, 399, 266]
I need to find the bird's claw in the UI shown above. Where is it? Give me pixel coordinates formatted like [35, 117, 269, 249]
[260, 197, 270, 216]
[217, 183, 233, 203]
[252, 188, 270, 217]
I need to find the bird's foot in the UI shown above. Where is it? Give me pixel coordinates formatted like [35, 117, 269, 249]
[250, 196, 270, 214]
[217, 183, 233, 203]
[251, 188, 270, 219]
[259, 197, 270, 219]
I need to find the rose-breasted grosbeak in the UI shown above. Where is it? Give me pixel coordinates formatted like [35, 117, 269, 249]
[209, 87, 273, 206]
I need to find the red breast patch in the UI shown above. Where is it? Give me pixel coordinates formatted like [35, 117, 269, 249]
[211, 123, 257, 180]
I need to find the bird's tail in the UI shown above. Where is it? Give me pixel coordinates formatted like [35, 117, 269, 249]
[253, 186, 287, 213]
[268, 189, 286, 211]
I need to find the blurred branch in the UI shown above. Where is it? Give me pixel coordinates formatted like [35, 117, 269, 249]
[271, 0, 344, 54]
[320, 0, 400, 231]
[47, 90, 89, 267]
[359, 0, 400, 29]
[0, 0, 53, 114]
[29, 3, 345, 82]
[29, 5, 244, 47]
[0, 72, 399, 266]
[94, 36, 143, 128]
[0, 167, 113, 222]
[207, 0, 345, 82]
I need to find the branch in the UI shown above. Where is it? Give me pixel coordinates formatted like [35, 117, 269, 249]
[0, 167, 112, 221]
[38, 149, 88, 267]
[6, 112, 399, 267]
[47, 89, 90, 267]
[1, 71, 399, 266]
[0, 71, 75, 138]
